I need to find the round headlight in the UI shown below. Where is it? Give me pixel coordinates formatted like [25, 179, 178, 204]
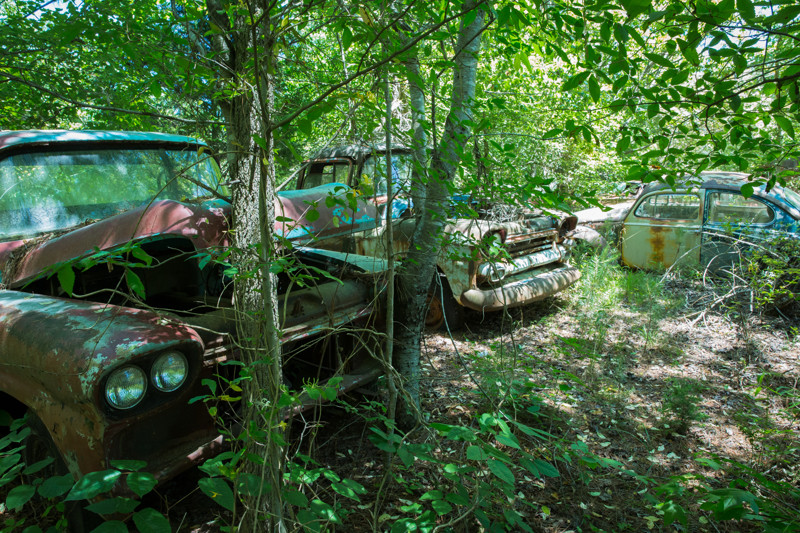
[478, 262, 507, 283]
[105, 366, 147, 410]
[151, 351, 188, 392]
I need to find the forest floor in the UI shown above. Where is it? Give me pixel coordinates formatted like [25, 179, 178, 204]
[283, 251, 800, 533]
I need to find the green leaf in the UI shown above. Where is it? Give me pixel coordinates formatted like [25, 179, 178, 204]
[588, 75, 601, 103]
[764, 4, 800, 25]
[645, 53, 674, 69]
[541, 128, 562, 140]
[305, 208, 320, 223]
[283, 488, 308, 507]
[466, 445, 488, 460]
[127, 472, 157, 498]
[740, 183, 755, 198]
[198, 477, 235, 511]
[620, 0, 652, 18]
[431, 499, 453, 516]
[533, 459, 560, 477]
[487, 459, 514, 485]
[90, 521, 128, 533]
[57, 264, 75, 297]
[110, 459, 147, 471]
[23, 457, 54, 475]
[6, 484, 35, 510]
[420, 490, 443, 501]
[58, 23, 85, 45]
[38, 473, 74, 499]
[662, 500, 688, 526]
[66, 470, 121, 501]
[397, 446, 414, 468]
[342, 26, 353, 50]
[130, 247, 154, 267]
[728, 94, 742, 113]
[125, 269, 146, 299]
[85, 497, 140, 516]
[132, 508, 172, 533]
[236, 473, 267, 497]
[774, 115, 796, 139]
[496, 433, 521, 449]
[310, 499, 341, 524]
[562, 71, 591, 91]
[297, 118, 312, 136]
[737, 0, 755, 23]
[252, 134, 268, 152]
[331, 479, 365, 501]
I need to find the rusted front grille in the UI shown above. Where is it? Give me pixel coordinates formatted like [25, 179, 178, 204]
[504, 230, 558, 258]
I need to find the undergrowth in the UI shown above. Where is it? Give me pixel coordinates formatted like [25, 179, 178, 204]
[3, 247, 799, 532]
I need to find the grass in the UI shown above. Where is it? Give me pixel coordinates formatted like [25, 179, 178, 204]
[437, 249, 800, 531]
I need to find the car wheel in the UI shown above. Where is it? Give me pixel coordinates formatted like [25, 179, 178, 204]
[23, 413, 100, 533]
[426, 275, 463, 331]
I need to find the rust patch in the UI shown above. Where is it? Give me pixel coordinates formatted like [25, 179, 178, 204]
[648, 226, 666, 265]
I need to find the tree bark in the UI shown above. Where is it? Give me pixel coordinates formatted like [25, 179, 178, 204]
[394, 0, 486, 427]
[205, 0, 285, 530]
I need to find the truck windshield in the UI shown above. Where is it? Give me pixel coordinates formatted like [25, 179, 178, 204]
[361, 153, 414, 196]
[0, 147, 224, 239]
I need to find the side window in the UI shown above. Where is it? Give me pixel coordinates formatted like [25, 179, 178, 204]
[707, 191, 774, 225]
[634, 193, 701, 220]
[301, 162, 350, 189]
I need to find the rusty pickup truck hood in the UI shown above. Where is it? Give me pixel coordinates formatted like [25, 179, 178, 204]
[1, 199, 231, 288]
[1, 187, 376, 287]
[0, 292, 203, 402]
[276, 184, 378, 243]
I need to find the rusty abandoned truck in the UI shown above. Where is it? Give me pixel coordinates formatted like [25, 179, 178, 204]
[293, 145, 581, 328]
[0, 131, 385, 492]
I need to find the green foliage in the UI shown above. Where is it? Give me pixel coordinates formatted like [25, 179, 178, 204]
[536, 0, 800, 185]
[1, 416, 167, 532]
[660, 378, 708, 434]
[744, 235, 800, 312]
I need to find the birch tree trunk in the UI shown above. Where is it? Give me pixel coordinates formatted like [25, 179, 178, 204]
[394, 1, 486, 427]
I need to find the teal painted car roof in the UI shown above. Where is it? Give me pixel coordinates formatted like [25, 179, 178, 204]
[0, 130, 205, 152]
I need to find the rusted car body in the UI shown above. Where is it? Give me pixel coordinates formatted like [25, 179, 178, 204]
[294, 145, 580, 327]
[575, 172, 800, 270]
[0, 131, 383, 486]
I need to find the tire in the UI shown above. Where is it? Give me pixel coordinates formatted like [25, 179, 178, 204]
[425, 274, 463, 331]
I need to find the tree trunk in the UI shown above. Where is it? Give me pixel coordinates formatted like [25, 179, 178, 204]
[206, 0, 285, 530]
[394, 1, 486, 427]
